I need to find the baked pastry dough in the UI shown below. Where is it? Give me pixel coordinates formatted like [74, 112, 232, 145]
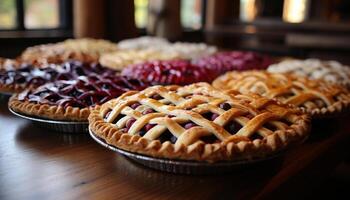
[212, 71, 350, 118]
[117, 36, 170, 50]
[99, 49, 180, 70]
[268, 59, 350, 88]
[89, 82, 310, 162]
[21, 38, 118, 64]
[9, 75, 150, 121]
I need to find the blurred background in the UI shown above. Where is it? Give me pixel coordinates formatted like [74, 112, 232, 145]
[0, 0, 350, 62]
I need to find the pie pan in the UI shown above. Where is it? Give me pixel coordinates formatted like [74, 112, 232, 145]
[89, 128, 282, 175]
[9, 107, 88, 133]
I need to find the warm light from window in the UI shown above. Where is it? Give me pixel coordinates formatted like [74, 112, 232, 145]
[134, 0, 148, 28]
[240, 0, 257, 22]
[24, 0, 59, 29]
[181, 0, 202, 29]
[0, 0, 16, 29]
[283, 0, 309, 23]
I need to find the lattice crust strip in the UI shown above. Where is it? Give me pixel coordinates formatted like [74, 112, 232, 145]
[212, 71, 350, 118]
[89, 82, 310, 162]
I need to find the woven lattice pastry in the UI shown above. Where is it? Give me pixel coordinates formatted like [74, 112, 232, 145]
[89, 82, 310, 162]
[0, 61, 115, 94]
[267, 59, 350, 88]
[9, 74, 150, 121]
[212, 71, 350, 118]
[99, 49, 180, 70]
[21, 38, 118, 64]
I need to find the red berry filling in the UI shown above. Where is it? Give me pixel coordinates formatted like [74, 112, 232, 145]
[193, 51, 272, 74]
[121, 60, 217, 85]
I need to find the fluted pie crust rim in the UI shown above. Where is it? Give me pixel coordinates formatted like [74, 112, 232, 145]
[8, 94, 90, 121]
[88, 83, 310, 162]
[212, 71, 350, 119]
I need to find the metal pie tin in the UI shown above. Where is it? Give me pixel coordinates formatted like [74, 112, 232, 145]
[89, 128, 282, 175]
[9, 107, 88, 133]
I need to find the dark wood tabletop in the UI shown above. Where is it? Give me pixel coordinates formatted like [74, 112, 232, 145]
[0, 95, 349, 200]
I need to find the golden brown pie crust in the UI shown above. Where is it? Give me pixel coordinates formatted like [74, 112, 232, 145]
[89, 83, 310, 162]
[212, 71, 350, 118]
[9, 94, 90, 121]
[0, 58, 24, 94]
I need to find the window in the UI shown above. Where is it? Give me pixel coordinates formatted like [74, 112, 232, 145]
[134, 0, 204, 30]
[134, 0, 148, 28]
[0, 0, 71, 31]
[181, 0, 203, 30]
[0, 0, 16, 29]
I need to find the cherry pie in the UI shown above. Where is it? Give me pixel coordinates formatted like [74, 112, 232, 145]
[213, 71, 350, 118]
[121, 60, 217, 85]
[193, 51, 272, 74]
[88, 82, 310, 162]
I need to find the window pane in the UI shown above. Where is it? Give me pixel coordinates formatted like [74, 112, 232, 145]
[24, 0, 59, 29]
[181, 0, 202, 29]
[134, 0, 148, 28]
[0, 0, 16, 29]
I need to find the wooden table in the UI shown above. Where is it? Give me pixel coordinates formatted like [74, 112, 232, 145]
[0, 95, 349, 200]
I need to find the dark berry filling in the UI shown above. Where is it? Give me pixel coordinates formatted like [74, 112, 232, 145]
[219, 102, 231, 110]
[183, 122, 198, 129]
[224, 121, 243, 135]
[158, 131, 177, 143]
[142, 108, 155, 114]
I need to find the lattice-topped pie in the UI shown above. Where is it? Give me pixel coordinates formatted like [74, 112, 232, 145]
[0, 61, 115, 94]
[89, 83, 310, 162]
[9, 74, 150, 121]
[213, 71, 350, 118]
[267, 59, 350, 88]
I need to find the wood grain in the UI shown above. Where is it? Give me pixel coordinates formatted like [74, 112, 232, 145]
[0, 95, 349, 200]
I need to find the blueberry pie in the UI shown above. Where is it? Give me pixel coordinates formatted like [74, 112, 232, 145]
[9, 74, 150, 121]
[0, 60, 116, 94]
[213, 71, 350, 118]
[88, 83, 310, 162]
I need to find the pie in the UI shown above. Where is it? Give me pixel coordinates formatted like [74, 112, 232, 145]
[162, 42, 217, 59]
[88, 82, 310, 162]
[117, 36, 170, 50]
[0, 60, 115, 94]
[117, 37, 217, 60]
[268, 58, 350, 88]
[9, 74, 150, 121]
[193, 51, 272, 74]
[121, 60, 217, 85]
[212, 71, 350, 118]
[20, 38, 118, 64]
[99, 49, 180, 71]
